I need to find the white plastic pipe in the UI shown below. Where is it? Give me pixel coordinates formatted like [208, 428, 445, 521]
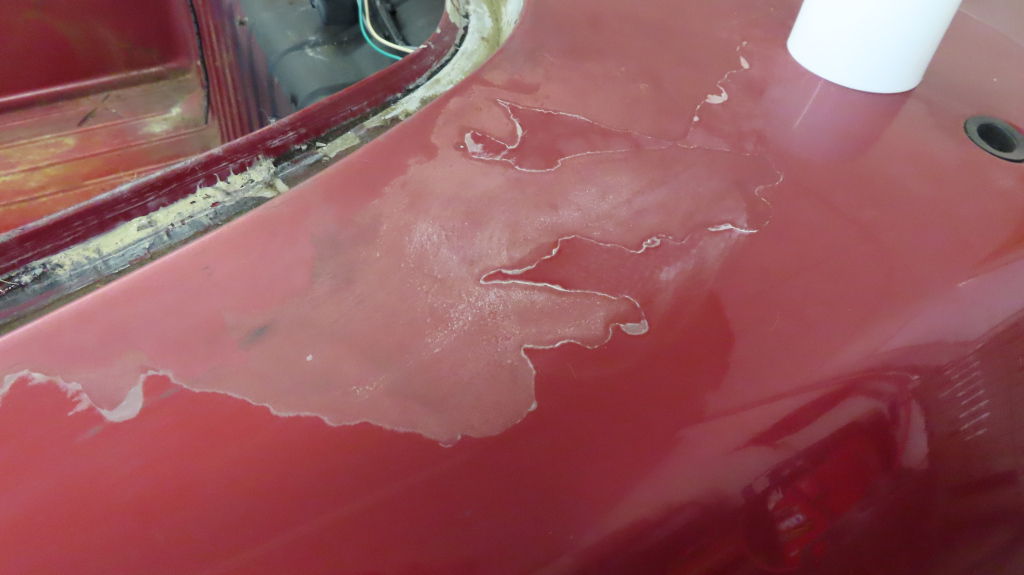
[787, 0, 963, 94]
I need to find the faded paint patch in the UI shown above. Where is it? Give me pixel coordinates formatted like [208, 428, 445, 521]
[0, 0, 778, 445]
[0, 106, 775, 443]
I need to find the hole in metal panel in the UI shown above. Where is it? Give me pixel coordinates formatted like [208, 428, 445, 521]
[965, 116, 1024, 162]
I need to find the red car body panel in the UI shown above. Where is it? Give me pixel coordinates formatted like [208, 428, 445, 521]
[0, 0, 1023, 573]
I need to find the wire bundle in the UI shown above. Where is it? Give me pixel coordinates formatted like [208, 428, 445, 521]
[358, 0, 417, 60]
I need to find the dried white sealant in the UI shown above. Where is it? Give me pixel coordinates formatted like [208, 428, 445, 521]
[2, 158, 288, 288]
[695, 42, 750, 120]
[703, 42, 749, 105]
[0, 370, 157, 423]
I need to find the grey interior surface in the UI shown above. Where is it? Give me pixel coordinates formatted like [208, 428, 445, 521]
[237, 0, 446, 110]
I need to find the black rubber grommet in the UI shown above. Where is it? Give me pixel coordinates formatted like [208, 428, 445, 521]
[965, 116, 1024, 162]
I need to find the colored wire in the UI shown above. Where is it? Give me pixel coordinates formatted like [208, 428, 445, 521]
[358, 0, 402, 60]
[361, 0, 416, 54]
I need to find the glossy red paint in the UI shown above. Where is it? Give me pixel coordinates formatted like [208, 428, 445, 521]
[1, 0, 1024, 574]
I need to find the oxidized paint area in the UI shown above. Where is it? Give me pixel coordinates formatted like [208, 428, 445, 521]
[0, 0, 1023, 573]
[0, 1, 778, 444]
